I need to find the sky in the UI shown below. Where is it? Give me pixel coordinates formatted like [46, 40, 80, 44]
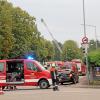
[8, 0, 100, 46]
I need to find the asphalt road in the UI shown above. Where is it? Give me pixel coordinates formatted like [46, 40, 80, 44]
[1, 76, 100, 100]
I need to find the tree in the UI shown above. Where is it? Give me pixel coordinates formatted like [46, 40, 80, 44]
[9, 7, 38, 58]
[0, 0, 41, 59]
[38, 37, 54, 62]
[62, 40, 82, 61]
[52, 41, 62, 61]
[0, 1, 15, 59]
[88, 49, 100, 67]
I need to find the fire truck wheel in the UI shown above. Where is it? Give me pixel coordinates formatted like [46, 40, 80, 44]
[39, 79, 49, 89]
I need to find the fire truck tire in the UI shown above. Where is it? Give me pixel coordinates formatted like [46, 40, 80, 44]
[39, 79, 49, 89]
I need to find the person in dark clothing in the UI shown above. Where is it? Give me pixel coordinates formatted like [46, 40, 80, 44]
[50, 63, 59, 91]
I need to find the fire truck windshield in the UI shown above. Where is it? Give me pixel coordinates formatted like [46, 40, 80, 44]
[35, 61, 46, 70]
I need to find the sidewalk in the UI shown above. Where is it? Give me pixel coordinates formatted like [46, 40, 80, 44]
[72, 76, 100, 88]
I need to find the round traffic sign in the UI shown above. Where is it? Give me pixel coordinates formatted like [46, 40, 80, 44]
[82, 36, 88, 44]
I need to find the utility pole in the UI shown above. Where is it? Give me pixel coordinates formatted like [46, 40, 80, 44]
[83, 0, 86, 37]
[82, 0, 89, 85]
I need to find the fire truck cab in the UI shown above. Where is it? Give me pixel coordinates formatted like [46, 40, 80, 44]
[0, 59, 52, 89]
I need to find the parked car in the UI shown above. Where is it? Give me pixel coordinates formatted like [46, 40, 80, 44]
[58, 62, 79, 84]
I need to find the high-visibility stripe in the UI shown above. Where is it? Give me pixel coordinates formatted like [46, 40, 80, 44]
[0, 79, 52, 85]
[0, 80, 6, 83]
[0, 76, 6, 78]
[25, 79, 52, 85]
[25, 79, 39, 82]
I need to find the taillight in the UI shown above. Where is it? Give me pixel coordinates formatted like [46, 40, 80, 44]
[69, 74, 72, 77]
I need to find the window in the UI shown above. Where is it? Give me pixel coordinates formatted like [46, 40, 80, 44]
[0, 62, 4, 72]
[35, 61, 46, 70]
[26, 62, 37, 71]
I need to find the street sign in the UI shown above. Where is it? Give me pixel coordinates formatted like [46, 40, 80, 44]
[82, 36, 88, 44]
[81, 43, 89, 48]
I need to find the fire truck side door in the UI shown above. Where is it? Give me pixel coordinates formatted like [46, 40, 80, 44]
[25, 61, 39, 84]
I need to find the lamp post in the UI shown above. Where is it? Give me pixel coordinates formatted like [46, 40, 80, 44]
[82, 0, 89, 85]
[83, 0, 86, 37]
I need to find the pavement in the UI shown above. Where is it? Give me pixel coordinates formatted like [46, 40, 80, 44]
[71, 76, 100, 88]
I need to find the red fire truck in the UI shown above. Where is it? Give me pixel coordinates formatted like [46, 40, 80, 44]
[72, 59, 86, 75]
[0, 59, 52, 89]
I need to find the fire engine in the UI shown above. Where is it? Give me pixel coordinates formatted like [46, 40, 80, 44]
[0, 59, 52, 89]
[72, 59, 86, 75]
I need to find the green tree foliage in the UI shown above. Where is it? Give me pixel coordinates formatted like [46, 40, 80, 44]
[0, 0, 40, 59]
[52, 41, 62, 61]
[45, 40, 54, 61]
[62, 40, 82, 61]
[88, 49, 100, 66]
[10, 7, 38, 58]
[38, 37, 54, 62]
[0, 1, 15, 59]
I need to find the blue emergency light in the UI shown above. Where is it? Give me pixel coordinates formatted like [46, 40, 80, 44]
[27, 56, 34, 60]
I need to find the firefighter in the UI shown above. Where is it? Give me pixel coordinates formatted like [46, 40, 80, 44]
[50, 63, 59, 91]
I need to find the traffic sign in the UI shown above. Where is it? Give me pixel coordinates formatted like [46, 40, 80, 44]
[82, 36, 88, 44]
[81, 43, 89, 48]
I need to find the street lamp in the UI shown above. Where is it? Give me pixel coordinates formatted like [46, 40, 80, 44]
[82, 0, 89, 85]
[83, 0, 86, 37]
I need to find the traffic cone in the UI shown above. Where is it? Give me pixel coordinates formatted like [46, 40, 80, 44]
[0, 87, 4, 95]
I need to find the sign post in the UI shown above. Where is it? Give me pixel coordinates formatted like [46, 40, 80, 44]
[81, 37, 89, 85]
